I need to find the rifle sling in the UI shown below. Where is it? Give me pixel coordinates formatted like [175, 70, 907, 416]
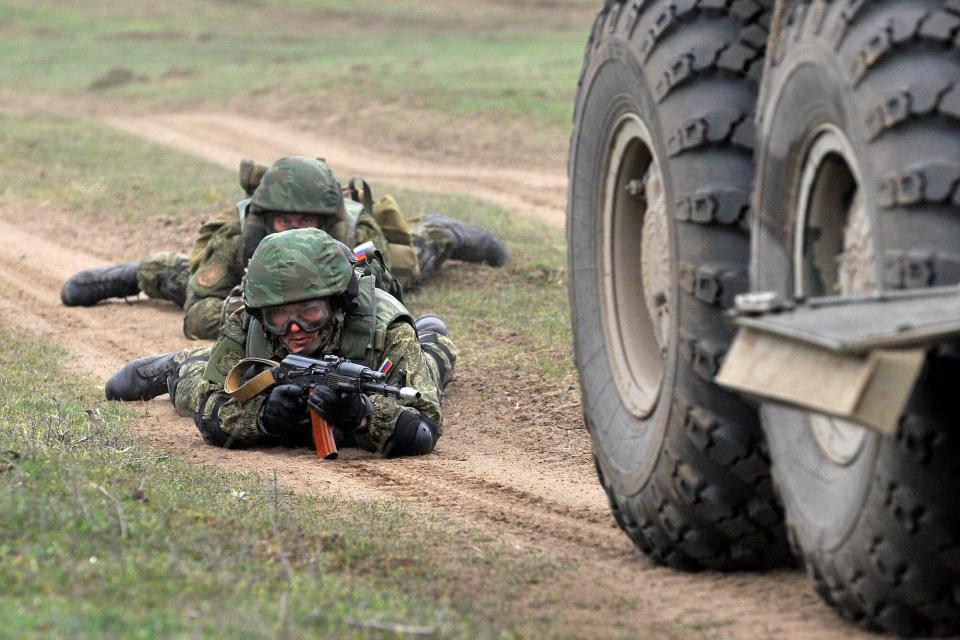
[224, 357, 280, 402]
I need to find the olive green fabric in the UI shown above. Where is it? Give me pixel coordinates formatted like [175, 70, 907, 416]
[374, 195, 413, 245]
[250, 156, 344, 217]
[243, 228, 354, 310]
[374, 195, 419, 282]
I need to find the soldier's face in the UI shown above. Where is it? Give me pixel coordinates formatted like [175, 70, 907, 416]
[282, 322, 324, 354]
[270, 213, 322, 233]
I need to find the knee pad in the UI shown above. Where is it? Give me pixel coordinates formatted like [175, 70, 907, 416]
[382, 411, 438, 458]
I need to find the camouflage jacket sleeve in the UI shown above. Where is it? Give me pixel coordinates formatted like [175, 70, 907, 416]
[355, 322, 443, 452]
[187, 219, 245, 302]
[353, 211, 391, 267]
[194, 310, 274, 446]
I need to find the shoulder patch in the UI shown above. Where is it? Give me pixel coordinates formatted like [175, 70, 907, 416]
[195, 262, 226, 288]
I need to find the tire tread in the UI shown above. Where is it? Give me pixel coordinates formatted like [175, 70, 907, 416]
[572, 0, 790, 572]
[759, 0, 960, 633]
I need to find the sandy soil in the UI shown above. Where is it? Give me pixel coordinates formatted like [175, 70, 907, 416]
[0, 114, 873, 639]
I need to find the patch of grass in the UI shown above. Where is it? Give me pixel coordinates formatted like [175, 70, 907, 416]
[392, 187, 573, 381]
[0, 327, 549, 638]
[0, 0, 591, 129]
[0, 112, 236, 225]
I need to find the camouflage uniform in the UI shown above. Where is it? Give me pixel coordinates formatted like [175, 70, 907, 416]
[167, 228, 457, 453]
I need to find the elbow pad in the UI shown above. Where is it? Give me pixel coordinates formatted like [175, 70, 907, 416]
[382, 411, 438, 458]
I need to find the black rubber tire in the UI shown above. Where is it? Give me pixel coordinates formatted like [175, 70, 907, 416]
[754, 0, 960, 634]
[568, 0, 791, 570]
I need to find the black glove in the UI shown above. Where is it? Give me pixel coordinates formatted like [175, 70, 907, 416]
[258, 384, 309, 437]
[308, 386, 374, 432]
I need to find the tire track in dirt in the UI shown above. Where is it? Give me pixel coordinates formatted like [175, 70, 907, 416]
[0, 160, 870, 638]
[104, 112, 567, 229]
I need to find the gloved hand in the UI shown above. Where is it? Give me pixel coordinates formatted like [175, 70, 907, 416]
[308, 386, 374, 432]
[258, 384, 309, 436]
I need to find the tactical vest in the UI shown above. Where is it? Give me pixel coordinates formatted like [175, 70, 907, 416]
[243, 274, 412, 368]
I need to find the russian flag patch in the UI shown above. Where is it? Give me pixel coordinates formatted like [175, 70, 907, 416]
[378, 358, 394, 375]
[353, 241, 376, 263]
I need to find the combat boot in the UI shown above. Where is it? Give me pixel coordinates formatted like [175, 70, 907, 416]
[154, 258, 189, 308]
[424, 214, 509, 267]
[60, 261, 140, 307]
[415, 313, 448, 337]
[105, 352, 178, 401]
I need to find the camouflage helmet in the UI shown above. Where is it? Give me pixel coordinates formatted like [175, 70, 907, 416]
[244, 228, 354, 309]
[249, 156, 344, 218]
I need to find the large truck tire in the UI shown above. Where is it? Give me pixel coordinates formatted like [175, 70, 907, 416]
[567, 0, 791, 570]
[753, 0, 960, 634]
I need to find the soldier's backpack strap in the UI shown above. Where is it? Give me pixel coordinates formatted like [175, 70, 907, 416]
[224, 357, 278, 402]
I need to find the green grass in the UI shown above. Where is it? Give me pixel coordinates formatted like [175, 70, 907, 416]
[0, 0, 591, 128]
[394, 189, 573, 380]
[0, 111, 236, 225]
[0, 327, 551, 638]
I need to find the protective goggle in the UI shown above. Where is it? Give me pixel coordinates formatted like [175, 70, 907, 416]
[261, 299, 333, 335]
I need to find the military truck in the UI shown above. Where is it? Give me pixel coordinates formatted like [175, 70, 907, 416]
[567, 0, 960, 634]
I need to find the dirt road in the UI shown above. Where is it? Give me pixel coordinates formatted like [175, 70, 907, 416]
[106, 112, 568, 229]
[0, 114, 869, 638]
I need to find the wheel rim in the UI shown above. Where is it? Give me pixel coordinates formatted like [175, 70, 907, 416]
[794, 124, 873, 466]
[599, 114, 671, 419]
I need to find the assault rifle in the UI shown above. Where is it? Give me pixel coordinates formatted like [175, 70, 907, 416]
[275, 354, 421, 460]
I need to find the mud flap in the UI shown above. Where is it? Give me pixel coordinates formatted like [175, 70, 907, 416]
[716, 328, 923, 435]
[716, 287, 960, 434]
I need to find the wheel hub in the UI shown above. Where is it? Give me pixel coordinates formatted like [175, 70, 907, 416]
[599, 114, 672, 419]
[640, 167, 671, 357]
